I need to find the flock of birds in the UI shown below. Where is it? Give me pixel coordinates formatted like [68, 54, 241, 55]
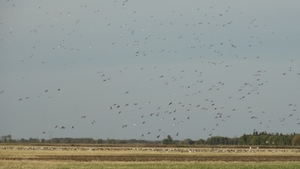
[1, 1, 300, 140]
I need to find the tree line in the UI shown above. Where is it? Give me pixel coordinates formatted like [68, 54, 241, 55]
[166, 131, 300, 146]
[1, 131, 300, 146]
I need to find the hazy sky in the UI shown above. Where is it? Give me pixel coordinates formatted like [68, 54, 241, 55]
[1, 0, 300, 141]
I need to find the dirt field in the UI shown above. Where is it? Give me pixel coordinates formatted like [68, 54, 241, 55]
[1, 145, 300, 162]
[3, 154, 300, 162]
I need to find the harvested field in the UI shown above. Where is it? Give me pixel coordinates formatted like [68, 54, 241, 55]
[3, 154, 300, 162]
[1, 145, 300, 162]
[1, 145, 300, 169]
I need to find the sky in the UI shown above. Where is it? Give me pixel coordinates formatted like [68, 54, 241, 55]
[0, 0, 300, 141]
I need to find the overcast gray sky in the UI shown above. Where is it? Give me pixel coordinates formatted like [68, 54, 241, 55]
[1, 0, 300, 141]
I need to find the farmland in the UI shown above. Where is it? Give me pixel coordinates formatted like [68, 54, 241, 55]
[1, 144, 300, 169]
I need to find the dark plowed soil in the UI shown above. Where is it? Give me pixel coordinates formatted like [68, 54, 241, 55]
[2, 155, 300, 162]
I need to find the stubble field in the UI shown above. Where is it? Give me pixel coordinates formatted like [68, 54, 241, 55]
[1, 144, 300, 169]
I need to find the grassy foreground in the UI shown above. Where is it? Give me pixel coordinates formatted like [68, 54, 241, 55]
[1, 161, 300, 169]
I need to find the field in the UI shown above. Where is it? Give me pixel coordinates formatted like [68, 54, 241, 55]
[1, 144, 300, 169]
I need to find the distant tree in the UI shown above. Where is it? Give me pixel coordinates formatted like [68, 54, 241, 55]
[239, 134, 248, 145]
[28, 137, 39, 143]
[97, 139, 104, 144]
[1, 135, 12, 143]
[1, 136, 5, 143]
[51, 138, 59, 143]
[292, 135, 300, 146]
[249, 135, 260, 145]
[227, 137, 239, 145]
[162, 135, 173, 144]
[285, 135, 293, 145]
[195, 139, 206, 145]
[180, 138, 194, 145]
[206, 136, 229, 145]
